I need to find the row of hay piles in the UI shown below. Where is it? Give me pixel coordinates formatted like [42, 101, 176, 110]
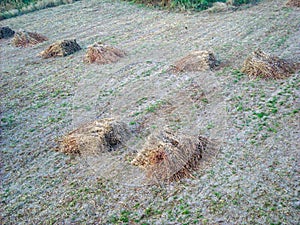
[7, 30, 296, 80]
[58, 118, 210, 183]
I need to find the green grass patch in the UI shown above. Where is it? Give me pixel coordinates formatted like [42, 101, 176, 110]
[0, 0, 80, 20]
[123, 0, 258, 11]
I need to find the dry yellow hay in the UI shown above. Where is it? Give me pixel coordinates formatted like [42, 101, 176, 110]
[170, 50, 218, 73]
[39, 39, 81, 58]
[131, 129, 209, 182]
[286, 0, 300, 7]
[206, 2, 232, 13]
[58, 118, 130, 155]
[84, 42, 126, 64]
[241, 49, 296, 79]
[11, 30, 47, 47]
[0, 26, 15, 39]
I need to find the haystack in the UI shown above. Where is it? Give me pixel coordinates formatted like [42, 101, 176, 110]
[131, 130, 209, 182]
[0, 26, 15, 39]
[11, 30, 47, 47]
[206, 2, 233, 13]
[241, 49, 296, 79]
[84, 42, 126, 64]
[58, 118, 130, 155]
[39, 39, 81, 58]
[170, 50, 218, 72]
[286, 0, 300, 7]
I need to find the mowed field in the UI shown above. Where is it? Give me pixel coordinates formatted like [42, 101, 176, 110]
[0, 0, 299, 224]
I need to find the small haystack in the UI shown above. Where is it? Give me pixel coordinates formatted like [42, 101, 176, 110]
[241, 49, 296, 79]
[11, 30, 47, 47]
[131, 129, 209, 182]
[170, 50, 218, 73]
[39, 39, 81, 58]
[58, 118, 130, 155]
[84, 42, 126, 64]
[0, 26, 15, 39]
[286, 0, 300, 7]
[207, 2, 234, 13]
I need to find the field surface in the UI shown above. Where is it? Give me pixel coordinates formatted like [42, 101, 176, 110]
[1, 0, 299, 224]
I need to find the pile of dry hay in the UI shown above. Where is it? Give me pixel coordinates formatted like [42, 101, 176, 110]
[84, 42, 126, 64]
[11, 30, 48, 47]
[206, 2, 235, 13]
[170, 50, 218, 73]
[241, 49, 296, 79]
[0, 26, 15, 39]
[58, 118, 131, 155]
[131, 130, 209, 182]
[39, 39, 81, 58]
[286, 0, 300, 7]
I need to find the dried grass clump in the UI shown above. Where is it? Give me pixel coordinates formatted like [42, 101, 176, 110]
[207, 2, 234, 13]
[241, 49, 296, 79]
[286, 0, 300, 7]
[131, 130, 209, 182]
[170, 50, 218, 73]
[0, 26, 15, 39]
[39, 39, 81, 58]
[11, 30, 47, 47]
[84, 42, 126, 64]
[58, 118, 131, 155]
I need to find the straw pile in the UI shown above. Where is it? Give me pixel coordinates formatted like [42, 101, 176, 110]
[207, 2, 233, 13]
[58, 118, 130, 155]
[286, 0, 300, 7]
[39, 39, 81, 58]
[84, 42, 126, 64]
[170, 50, 218, 72]
[11, 30, 47, 47]
[131, 130, 209, 182]
[0, 26, 15, 39]
[241, 49, 296, 79]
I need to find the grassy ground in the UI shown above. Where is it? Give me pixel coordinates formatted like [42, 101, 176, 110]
[1, 0, 299, 224]
[0, 0, 79, 20]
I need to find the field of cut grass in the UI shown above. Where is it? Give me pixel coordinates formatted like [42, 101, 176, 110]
[1, 0, 299, 224]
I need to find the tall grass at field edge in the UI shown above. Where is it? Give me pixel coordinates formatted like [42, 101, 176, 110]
[0, 0, 80, 20]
